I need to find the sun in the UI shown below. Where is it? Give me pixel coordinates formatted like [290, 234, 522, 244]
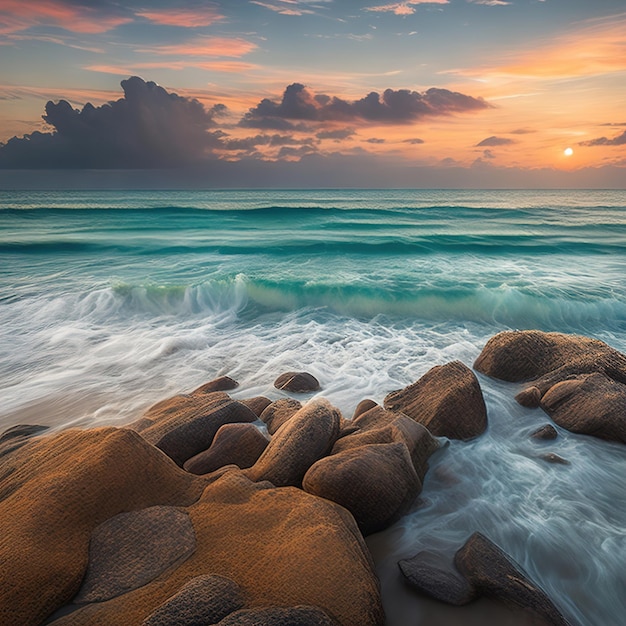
[564, 147, 574, 157]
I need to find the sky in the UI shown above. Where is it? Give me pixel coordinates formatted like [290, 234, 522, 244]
[0, 0, 625, 188]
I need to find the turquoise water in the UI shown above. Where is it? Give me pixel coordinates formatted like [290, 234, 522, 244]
[1, 188, 625, 625]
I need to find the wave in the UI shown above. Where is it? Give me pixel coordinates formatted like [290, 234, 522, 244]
[15, 275, 621, 332]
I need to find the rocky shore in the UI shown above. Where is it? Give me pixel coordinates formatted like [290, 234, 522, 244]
[2, 330, 624, 625]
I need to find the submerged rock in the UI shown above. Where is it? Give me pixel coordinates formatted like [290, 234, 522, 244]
[192, 376, 239, 393]
[384, 361, 487, 440]
[274, 371, 321, 393]
[530, 424, 558, 440]
[184, 423, 269, 475]
[454, 532, 572, 626]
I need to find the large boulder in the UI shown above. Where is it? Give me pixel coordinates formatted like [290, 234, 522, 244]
[454, 532, 572, 625]
[474, 330, 626, 389]
[540, 372, 626, 444]
[351, 404, 402, 432]
[384, 361, 487, 440]
[51, 470, 385, 626]
[0, 427, 205, 626]
[246, 399, 342, 487]
[192, 376, 239, 393]
[133, 389, 258, 466]
[184, 423, 269, 475]
[303, 442, 421, 535]
[240, 396, 272, 418]
[259, 398, 302, 435]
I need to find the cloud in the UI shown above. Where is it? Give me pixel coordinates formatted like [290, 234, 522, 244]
[241, 83, 490, 128]
[365, 138, 386, 143]
[250, 0, 332, 16]
[136, 37, 257, 58]
[365, 1, 448, 15]
[579, 130, 626, 147]
[403, 137, 425, 144]
[476, 135, 514, 146]
[316, 129, 356, 140]
[0, 0, 132, 35]
[135, 7, 224, 28]
[482, 149, 496, 159]
[0, 77, 223, 168]
[469, 0, 510, 6]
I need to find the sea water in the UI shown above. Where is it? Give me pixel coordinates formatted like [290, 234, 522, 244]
[1, 188, 625, 625]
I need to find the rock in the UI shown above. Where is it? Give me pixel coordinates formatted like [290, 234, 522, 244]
[51, 470, 384, 626]
[0, 423, 48, 458]
[241, 396, 272, 417]
[332, 414, 439, 481]
[384, 361, 487, 440]
[192, 376, 239, 393]
[540, 372, 626, 444]
[474, 330, 626, 391]
[303, 442, 421, 536]
[0, 427, 205, 626]
[274, 371, 320, 393]
[352, 399, 378, 420]
[351, 404, 402, 432]
[135, 390, 258, 466]
[142, 575, 244, 626]
[246, 399, 341, 487]
[538, 453, 570, 465]
[398, 550, 477, 606]
[216, 606, 337, 625]
[454, 532, 571, 626]
[184, 423, 269, 475]
[515, 386, 542, 408]
[259, 398, 302, 435]
[530, 424, 558, 440]
[75, 506, 196, 603]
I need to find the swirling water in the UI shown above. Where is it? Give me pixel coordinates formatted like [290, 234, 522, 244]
[1, 188, 625, 625]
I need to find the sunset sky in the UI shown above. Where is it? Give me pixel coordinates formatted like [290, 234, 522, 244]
[1, 0, 625, 187]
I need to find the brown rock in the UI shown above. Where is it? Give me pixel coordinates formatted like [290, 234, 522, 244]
[454, 532, 571, 626]
[384, 361, 487, 440]
[274, 371, 320, 393]
[515, 386, 542, 408]
[259, 398, 302, 435]
[530, 424, 558, 440]
[0, 427, 204, 626]
[135, 390, 258, 466]
[74, 506, 196, 603]
[51, 470, 384, 626]
[332, 414, 439, 481]
[303, 442, 421, 536]
[240, 396, 272, 417]
[142, 575, 245, 626]
[351, 404, 402, 432]
[0, 423, 48, 458]
[398, 550, 478, 606]
[216, 606, 337, 625]
[352, 399, 378, 420]
[192, 376, 239, 393]
[474, 330, 626, 390]
[538, 453, 570, 465]
[246, 399, 341, 487]
[540, 372, 626, 444]
[184, 423, 269, 475]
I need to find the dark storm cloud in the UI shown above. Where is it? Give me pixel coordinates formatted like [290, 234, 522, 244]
[579, 130, 626, 147]
[0, 77, 224, 168]
[476, 135, 515, 146]
[241, 83, 491, 127]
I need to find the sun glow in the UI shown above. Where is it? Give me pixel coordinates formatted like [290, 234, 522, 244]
[564, 147, 574, 157]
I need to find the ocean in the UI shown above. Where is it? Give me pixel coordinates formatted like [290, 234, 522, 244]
[1, 188, 625, 625]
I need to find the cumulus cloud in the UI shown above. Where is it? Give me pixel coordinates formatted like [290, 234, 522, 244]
[476, 135, 514, 146]
[0, 77, 224, 168]
[241, 83, 490, 128]
[316, 128, 356, 140]
[579, 130, 626, 147]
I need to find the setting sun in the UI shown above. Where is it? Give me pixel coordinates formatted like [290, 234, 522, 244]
[564, 147, 574, 157]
